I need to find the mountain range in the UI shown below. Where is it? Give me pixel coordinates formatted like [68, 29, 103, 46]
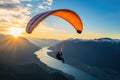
[26, 37, 61, 47]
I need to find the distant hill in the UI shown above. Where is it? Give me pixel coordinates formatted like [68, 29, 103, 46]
[49, 38, 120, 80]
[26, 37, 61, 47]
[0, 35, 74, 80]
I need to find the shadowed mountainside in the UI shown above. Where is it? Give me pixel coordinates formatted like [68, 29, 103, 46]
[49, 38, 120, 80]
[0, 63, 73, 80]
[0, 35, 40, 64]
[0, 35, 74, 80]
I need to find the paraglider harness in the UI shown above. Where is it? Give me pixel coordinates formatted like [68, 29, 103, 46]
[56, 51, 65, 63]
[53, 41, 66, 63]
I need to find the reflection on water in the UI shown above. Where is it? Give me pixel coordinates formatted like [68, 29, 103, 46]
[35, 47, 99, 80]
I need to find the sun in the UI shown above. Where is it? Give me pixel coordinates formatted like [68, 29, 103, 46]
[8, 28, 24, 38]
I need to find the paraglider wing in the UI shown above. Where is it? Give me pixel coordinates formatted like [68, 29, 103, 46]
[26, 9, 83, 34]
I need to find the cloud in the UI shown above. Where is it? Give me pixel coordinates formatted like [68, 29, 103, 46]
[43, 0, 53, 6]
[0, 0, 55, 35]
[0, 0, 31, 32]
[0, 0, 21, 10]
[39, 26, 56, 32]
[0, 0, 20, 4]
[35, 22, 57, 33]
[20, 0, 32, 2]
[0, 18, 8, 23]
[37, 0, 53, 10]
[0, 3, 20, 9]
[38, 5, 45, 9]
[26, 4, 32, 7]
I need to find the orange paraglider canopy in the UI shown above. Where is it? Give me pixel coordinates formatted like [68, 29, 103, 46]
[52, 10, 83, 33]
[26, 9, 83, 34]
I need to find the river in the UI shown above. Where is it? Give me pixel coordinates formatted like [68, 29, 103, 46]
[35, 47, 99, 80]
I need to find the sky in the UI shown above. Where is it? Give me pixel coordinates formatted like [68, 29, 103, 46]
[0, 0, 120, 40]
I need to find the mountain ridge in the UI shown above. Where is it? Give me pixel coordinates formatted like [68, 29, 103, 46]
[26, 36, 61, 47]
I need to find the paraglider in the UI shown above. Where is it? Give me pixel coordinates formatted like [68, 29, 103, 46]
[53, 41, 66, 63]
[26, 9, 83, 63]
[26, 9, 83, 34]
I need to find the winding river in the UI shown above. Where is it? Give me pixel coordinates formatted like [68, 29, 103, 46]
[35, 47, 99, 80]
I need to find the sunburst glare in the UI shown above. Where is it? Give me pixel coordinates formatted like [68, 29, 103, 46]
[8, 28, 25, 38]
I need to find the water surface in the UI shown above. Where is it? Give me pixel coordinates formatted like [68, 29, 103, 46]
[35, 47, 99, 80]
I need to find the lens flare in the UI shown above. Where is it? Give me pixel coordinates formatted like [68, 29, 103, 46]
[8, 28, 24, 38]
